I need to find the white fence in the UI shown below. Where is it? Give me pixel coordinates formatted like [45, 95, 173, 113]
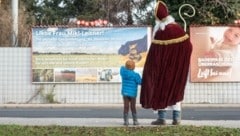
[0, 48, 240, 104]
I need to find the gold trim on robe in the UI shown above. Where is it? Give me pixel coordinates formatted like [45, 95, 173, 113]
[152, 34, 189, 45]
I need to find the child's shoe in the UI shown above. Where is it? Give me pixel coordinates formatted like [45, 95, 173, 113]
[123, 113, 129, 126]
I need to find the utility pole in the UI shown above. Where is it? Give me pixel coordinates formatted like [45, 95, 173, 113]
[12, 0, 18, 47]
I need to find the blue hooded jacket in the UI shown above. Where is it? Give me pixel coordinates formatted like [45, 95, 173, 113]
[120, 66, 142, 98]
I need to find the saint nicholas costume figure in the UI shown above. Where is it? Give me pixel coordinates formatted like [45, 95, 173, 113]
[140, 1, 193, 125]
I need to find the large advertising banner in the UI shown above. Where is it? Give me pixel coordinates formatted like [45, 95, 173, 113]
[32, 27, 151, 83]
[190, 26, 240, 82]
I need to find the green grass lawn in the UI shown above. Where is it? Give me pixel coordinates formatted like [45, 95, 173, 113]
[0, 125, 240, 136]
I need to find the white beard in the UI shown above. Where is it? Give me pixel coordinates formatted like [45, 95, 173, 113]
[152, 15, 175, 38]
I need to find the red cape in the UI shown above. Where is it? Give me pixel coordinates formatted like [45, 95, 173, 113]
[140, 23, 192, 110]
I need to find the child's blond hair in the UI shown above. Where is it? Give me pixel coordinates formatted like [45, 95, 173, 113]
[125, 60, 135, 70]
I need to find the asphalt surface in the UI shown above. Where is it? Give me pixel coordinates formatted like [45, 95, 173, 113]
[0, 104, 240, 128]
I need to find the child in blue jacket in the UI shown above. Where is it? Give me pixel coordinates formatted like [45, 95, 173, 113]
[120, 60, 142, 126]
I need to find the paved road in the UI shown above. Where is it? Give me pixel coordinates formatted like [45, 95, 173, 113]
[0, 105, 240, 120]
[0, 104, 240, 128]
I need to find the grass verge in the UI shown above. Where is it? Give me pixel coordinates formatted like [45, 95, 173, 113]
[0, 125, 240, 136]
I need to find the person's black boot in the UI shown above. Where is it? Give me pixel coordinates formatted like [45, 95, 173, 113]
[151, 119, 166, 125]
[151, 110, 167, 125]
[172, 110, 181, 125]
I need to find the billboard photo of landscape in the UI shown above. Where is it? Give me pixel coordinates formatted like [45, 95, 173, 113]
[32, 27, 151, 83]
